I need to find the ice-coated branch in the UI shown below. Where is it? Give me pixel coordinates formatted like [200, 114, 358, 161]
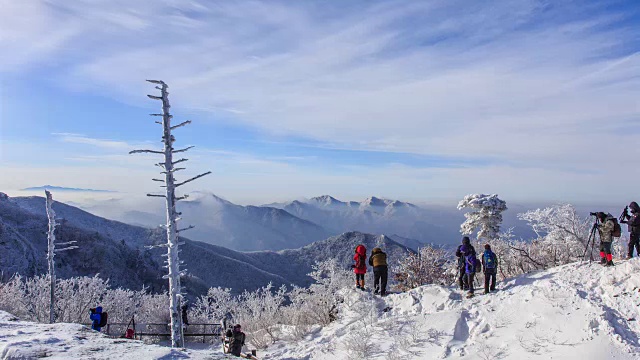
[173, 146, 195, 153]
[56, 246, 79, 252]
[130, 149, 163, 155]
[175, 171, 212, 187]
[170, 120, 191, 130]
[56, 241, 77, 246]
[147, 193, 166, 198]
[147, 95, 163, 100]
[175, 195, 189, 201]
[146, 79, 165, 85]
[172, 158, 188, 165]
[177, 225, 195, 233]
[152, 178, 165, 182]
[146, 243, 169, 250]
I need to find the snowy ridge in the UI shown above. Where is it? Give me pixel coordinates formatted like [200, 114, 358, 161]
[265, 259, 640, 359]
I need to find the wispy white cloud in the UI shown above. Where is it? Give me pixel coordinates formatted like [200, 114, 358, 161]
[2, 0, 639, 203]
[54, 133, 134, 150]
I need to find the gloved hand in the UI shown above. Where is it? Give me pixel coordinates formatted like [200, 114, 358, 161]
[350, 265, 355, 269]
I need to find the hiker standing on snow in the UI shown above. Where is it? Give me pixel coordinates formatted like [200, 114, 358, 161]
[597, 212, 615, 266]
[460, 242, 478, 297]
[369, 247, 388, 296]
[481, 244, 498, 294]
[89, 306, 103, 332]
[228, 324, 246, 357]
[455, 237, 474, 290]
[352, 244, 368, 290]
[621, 202, 640, 259]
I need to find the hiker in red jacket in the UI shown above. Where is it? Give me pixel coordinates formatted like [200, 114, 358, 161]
[352, 244, 368, 290]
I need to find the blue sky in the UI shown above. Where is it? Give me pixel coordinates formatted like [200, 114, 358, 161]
[1, 0, 639, 205]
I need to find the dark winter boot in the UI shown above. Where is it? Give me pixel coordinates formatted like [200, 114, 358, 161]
[600, 257, 607, 265]
[606, 260, 614, 267]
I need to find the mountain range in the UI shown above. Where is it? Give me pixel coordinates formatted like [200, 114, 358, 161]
[0, 193, 412, 297]
[78, 193, 538, 252]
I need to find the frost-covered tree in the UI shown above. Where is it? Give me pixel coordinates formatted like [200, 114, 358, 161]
[457, 194, 507, 241]
[393, 245, 453, 291]
[44, 190, 78, 323]
[517, 204, 591, 266]
[130, 80, 210, 348]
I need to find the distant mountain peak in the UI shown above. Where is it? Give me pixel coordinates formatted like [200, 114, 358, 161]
[310, 195, 344, 206]
[362, 196, 388, 207]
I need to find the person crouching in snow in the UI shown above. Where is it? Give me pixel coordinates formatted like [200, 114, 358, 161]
[482, 244, 498, 294]
[227, 324, 246, 357]
[352, 244, 367, 290]
[369, 247, 388, 296]
[89, 306, 103, 332]
[597, 212, 615, 266]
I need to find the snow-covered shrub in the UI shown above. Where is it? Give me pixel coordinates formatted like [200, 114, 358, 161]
[0, 275, 49, 323]
[0, 275, 169, 328]
[235, 283, 287, 347]
[190, 287, 235, 327]
[393, 245, 454, 291]
[458, 194, 508, 241]
[285, 259, 351, 328]
[516, 204, 592, 268]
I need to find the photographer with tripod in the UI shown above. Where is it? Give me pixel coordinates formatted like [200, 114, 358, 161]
[620, 202, 640, 259]
[595, 212, 616, 266]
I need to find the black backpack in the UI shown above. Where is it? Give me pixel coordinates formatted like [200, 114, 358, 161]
[99, 312, 108, 327]
[612, 218, 622, 238]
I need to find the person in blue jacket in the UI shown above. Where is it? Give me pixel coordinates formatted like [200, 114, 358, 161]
[90, 306, 103, 331]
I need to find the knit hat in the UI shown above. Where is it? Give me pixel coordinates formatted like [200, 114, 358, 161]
[484, 244, 491, 250]
[462, 236, 471, 245]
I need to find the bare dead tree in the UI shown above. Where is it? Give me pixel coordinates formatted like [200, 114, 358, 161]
[45, 190, 78, 324]
[130, 80, 210, 348]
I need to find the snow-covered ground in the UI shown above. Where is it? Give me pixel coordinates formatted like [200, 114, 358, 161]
[266, 259, 640, 359]
[0, 311, 226, 360]
[2, 259, 640, 359]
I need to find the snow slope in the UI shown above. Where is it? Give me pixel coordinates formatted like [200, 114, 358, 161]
[3, 259, 640, 359]
[264, 259, 640, 359]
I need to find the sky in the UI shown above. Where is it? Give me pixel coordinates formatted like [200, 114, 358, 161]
[1, 0, 639, 206]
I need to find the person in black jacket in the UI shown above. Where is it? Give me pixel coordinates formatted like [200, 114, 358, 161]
[455, 237, 475, 290]
[228, 324, 245, 357]
[621, 202, 640, 259]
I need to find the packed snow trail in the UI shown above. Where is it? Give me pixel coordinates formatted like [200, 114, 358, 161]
[265, 259, 640, 359]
